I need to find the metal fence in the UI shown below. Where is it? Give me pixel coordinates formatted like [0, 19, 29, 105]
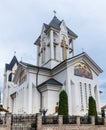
[95, 117, 104, 125]
[80, 116, 91, 124]
[42, 116, 58, 124]
[11, 114, 37, 130]
[63, 116, 77, 124]
[11, 114, 106, 130]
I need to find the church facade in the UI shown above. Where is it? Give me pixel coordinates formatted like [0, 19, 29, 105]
[3, 16, 103, 115]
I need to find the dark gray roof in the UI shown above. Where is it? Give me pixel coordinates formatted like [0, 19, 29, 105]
[5, 64, 10, 71]
[45, 16, 78, 38]
[34, 16, 78, 45]
[48, 16, 61, 30]
[44, 23, 49, 29]
[5, 56, 18, 71]
[20, 61, 51, 71]
[67, 27, 78, 38]
[37, 78, 62, 88]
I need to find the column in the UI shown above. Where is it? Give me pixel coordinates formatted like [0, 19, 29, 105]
[24, 87, 26, 113]
[50, 30, 54, 59]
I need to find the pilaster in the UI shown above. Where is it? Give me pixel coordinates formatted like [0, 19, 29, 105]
[50, 30, 54, 60]
[24, 87, 26, 113]
[28, 82, 32, 114]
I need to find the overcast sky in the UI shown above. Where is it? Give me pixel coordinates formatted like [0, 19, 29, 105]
[0, 0, 106, 106]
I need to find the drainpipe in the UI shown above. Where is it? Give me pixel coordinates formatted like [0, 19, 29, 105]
[36, 67, 42, 111]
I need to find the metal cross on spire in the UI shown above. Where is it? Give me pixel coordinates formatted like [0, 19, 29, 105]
[14, 51, 16, 56]
[53, 10, 56, 16]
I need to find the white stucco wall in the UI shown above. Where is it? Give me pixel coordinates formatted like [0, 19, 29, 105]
[52, 59, 101, 116]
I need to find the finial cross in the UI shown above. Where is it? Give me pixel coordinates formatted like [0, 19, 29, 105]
[14, 51, 16, 56]
[53, 10, 56, 16]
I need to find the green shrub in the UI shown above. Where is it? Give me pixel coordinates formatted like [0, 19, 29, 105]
[88, 96, 97, 118]
[58, 90, 68, 116]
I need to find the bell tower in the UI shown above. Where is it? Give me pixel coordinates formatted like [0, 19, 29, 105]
[34, 16, 78, 69]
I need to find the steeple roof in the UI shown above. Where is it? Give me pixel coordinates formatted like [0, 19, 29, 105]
[34, 16, 78, 45]
[44, 16, 78, 38]
[5, 56, 18, 71]
[49, 16, 61, 30]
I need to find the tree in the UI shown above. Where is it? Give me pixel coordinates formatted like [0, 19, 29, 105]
[58, 90, 68, 116]
[88, 96, 97, 118]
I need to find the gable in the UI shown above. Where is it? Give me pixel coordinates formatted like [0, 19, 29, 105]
[67, 52, 103, 76]
[51, 52, 103, 76]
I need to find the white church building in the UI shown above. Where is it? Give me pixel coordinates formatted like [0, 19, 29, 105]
[3, 16, 103, 115]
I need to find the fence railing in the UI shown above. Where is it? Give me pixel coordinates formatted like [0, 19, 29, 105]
[42, 115, 105, 125]
[63, 116, 77, 124]
[95, 117, 104, 125]
[10, 114, 106, 126]
[0, 113, 106, 130]
[80, 116, 91, 124]
[11, 114, 37, 124]
[42, 116, 58, 124]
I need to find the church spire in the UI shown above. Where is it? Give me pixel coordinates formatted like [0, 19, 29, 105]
[34, 16, 78, 69]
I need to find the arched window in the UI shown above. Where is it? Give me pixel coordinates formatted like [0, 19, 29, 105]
[8, 73, 12, 81]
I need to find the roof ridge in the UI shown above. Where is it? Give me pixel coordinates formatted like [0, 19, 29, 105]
[20, 61, 51, 70]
